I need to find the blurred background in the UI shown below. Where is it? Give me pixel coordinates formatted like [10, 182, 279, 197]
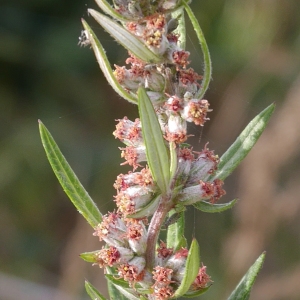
[1, 0, 300, 299]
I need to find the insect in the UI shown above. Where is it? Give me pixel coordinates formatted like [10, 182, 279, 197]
[78, 30, 91, 47]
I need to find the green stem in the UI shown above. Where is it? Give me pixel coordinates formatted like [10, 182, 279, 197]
[183, 1, 212, 99]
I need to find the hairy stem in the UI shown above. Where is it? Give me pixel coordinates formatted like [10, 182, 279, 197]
[145, 194, 173, 270]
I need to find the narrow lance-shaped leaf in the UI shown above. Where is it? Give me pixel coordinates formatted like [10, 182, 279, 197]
[173, 238, 200, 298]
[106, 270, 140, 300]
[183, 285, 211, 298]
[193, 199, 237, 213]
[183, 1, 212, 99]
[138, 87, 170, 194]
[94, 0, 133, 22]
[39, 121, 102, 227]
[171, 8, 186, 50]
[169, 142, 177, 180]
[210, 103, 275, 182]
[106, 274, 151, 295]
[227, 252, 266, 300]
[167, 210, 186, 251]
[127, 194, 161, 219]
[80, 250, 99, 263]
[88, 9, 162, 64]
[81, 20, 137, 104]
[85, 280, 107, 300]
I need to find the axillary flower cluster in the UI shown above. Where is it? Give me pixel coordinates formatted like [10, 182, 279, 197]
[80, 0, 226, 299]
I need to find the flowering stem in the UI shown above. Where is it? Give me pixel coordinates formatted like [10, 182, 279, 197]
[145, 194, 173, 270]
[183, 1, 212, 99]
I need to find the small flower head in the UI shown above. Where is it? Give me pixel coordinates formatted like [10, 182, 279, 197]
[114, 185, 154, 216]
[93, 212, 127, 247]
[114, 167, 154, 191]
[191, 264, 212, 290]
[120, 145, 147, 170]
[126, 219, 148, 255]
[165, 115, 187, 144]
[176, 146, 195, 183]
[113, 117, 143, 147]
[179, 179, 226, 205]
[95, 246, 134, 268]
[187, 145, 219, 185]
[118, 256, 146, 286]
[182, 99, 211, 126]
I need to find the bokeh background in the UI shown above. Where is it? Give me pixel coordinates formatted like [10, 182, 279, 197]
[1, 0, 300, 299]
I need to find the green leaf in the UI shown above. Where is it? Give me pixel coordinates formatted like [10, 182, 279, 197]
[227, 252, 266, 300]
[106, 267, 140, 300]
[138, 87, 170, 194]
[106, 275, 151, 295]
[80, 250, 99, 263]
[171, 8, 186, 50]
[106, 275, 131, 289]
[169, 142, 178, 180]
[85, 280, 107, 300]
[88, 9, 162, 64]
[173, 239, 200, 298]
[166, 210, 186, 251]
[193, 199, 237, 213]
[211, 104, 275, 182]
[183, 285, 211, 298]
[127, 195, 161, 219]
[183, 1, 212, 99]
[106, 275, 140, 300]
[94, 0, 132, 22]
[81, 20, 137, 104]
[39, 121, 102, 227]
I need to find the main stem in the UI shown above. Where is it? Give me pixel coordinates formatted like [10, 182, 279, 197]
[145, 194, 173, 270]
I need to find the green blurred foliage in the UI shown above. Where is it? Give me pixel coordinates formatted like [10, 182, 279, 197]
[1, 0, 300, 299]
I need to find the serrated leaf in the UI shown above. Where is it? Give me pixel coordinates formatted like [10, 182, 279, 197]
[127, 194, 161, 219]
[227, 252, 266, 300]
[138, 87, 170, 194]
[193, 199, 237, 213]
[81, 19, 137, 104]
[211, 104, 275, 182]
[173, 239, 200, 298]
[80, 250, 99, 263]
[166, 210, 186, 250]
[39, 121, 101, 227]
[88, 9, 162, 64]
[85, 280, 107, 300]
[183, 285, 211, 298]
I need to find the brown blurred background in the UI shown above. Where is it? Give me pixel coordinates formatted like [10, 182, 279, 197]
[1, 1, 300, 299]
